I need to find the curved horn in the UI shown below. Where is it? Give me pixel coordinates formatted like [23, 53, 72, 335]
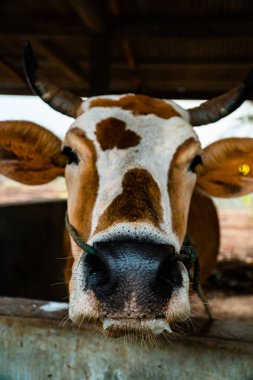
[188, 68, 253, 126]
[22, 41, 83, 118]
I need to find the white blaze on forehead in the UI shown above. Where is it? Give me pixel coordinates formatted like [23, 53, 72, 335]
[70, 95, 197, 247]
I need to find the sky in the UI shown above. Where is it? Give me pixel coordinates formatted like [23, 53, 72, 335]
[0, 95, 253, 147]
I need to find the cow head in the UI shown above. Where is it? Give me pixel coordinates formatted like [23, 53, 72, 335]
[1, 42, 253, 336]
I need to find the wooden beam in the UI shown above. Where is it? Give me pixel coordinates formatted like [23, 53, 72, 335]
[89, 35, 111, 95]
[120, 38, 142, 90]
[110, 0, 142, 91]
[112, 15, 253, 38]
[1, 85, 253, 100]
[68, 0, 105, 33]
[36, 41, 88, 84]
[0, 16, 88, 37]
[111, 62, 253, 71]
[0, 15, 253, 38]
[0, 60, 252, 98]
[0, 58, 25, 84]
[68, 0, 110, 95]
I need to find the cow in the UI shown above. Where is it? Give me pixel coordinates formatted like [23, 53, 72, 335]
[0, 41, 253, 337]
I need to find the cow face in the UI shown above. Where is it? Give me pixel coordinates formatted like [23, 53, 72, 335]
[1, 42, 253, 336]
[64, 95, 200, 332]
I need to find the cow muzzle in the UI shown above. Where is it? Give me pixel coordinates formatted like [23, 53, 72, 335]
[70, 241, 192, 335]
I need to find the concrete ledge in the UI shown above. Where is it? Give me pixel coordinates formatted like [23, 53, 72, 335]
[0, 297, 253, 380]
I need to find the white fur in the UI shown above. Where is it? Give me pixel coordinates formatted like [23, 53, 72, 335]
[164, 262, 190, 322]
[68, 95, 196, 328]
[69, 256, 100, 321]
[102, 318, 172, 335]
[71, 95, 198, 251]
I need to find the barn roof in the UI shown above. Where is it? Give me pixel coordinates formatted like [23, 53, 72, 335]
[0, 0, 253, 99]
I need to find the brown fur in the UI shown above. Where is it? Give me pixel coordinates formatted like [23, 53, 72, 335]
[90, 94, 180, 119]
[63, 188, 220, 286]
[187, 188, 220, 284]
[168, 138, 201, 242]
[0, 121, 66, 184]
[64, 127, 99, 243]
[96, 117, 141, 150]
[64, 228, 74, 284]
[95, 168, 163, 234]
[196, 137, 253, 197]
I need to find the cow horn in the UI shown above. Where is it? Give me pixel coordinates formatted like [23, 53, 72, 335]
[22, 41, 83, 118]
[188, 68, 253, 126]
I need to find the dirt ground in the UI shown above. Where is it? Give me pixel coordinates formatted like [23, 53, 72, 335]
[0, 176, 67, 204]
[199, 209, 253, 321]
[0, 176, 252, 320]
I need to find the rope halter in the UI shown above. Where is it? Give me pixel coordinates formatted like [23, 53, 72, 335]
[65, 214, 200, 291]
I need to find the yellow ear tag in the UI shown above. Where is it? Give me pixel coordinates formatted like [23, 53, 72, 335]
[238, 164, 251, 176]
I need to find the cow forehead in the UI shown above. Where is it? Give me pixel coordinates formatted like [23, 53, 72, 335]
[70, 94, 196, 146]
[68, 94, 199, 247]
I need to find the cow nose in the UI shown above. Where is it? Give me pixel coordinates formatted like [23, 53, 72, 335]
[83, 241, 183, 314]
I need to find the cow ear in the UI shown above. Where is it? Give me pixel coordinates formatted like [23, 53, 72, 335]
[0, 121, 67, 185]
[196, 137, 253, 197]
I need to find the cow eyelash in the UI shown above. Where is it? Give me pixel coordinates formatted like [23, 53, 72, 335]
[189, 155, 202, 172]
[62, 146, 79, 165]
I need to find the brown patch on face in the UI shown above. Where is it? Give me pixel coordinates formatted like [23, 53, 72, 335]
[187, 188, 219, 285]
[168, 138, 200, 242]
[90, 95, 180, 119]
[63, 228, 74, 284]
[95, 168, 163, 234]
[65, 127, 99, 244]
[96, 117, 141, 150]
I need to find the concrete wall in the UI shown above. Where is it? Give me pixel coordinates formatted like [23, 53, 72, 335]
[0, 298, 253, 380]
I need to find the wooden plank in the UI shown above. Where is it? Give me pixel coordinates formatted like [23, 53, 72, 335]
[89, 35, 111, 95]
[1, 86, 253, 100]
[37, 41, 88, 84]
[0, 59, 26, 83]
[0, 297, 69, 322]
[0, 297, 253, 346]
[0, 16, 89, 37]
[68, 0, 105, 33]
[112, 15, 253, 38]
[0, 15, 253, 38]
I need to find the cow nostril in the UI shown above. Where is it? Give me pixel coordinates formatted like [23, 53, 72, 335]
[155, 259, 182, 297]
[85, 253, 110, 289]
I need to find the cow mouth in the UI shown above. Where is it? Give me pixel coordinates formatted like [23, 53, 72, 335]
[101, 318, 172, 336]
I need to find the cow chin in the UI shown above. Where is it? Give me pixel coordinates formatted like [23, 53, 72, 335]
[68, 263, 190, 337]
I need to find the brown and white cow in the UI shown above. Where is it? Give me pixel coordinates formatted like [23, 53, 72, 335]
[0, 42, 253, 336]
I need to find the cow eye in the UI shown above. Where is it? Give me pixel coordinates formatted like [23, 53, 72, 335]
[189, 155, 202, 172]
[62, 146, 79, 165]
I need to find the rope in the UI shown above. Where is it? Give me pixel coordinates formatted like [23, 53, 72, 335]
[197, 284, 213, 320]
[65, 214, 95, 255]
[65, 214, 212, 320]
[65, 213, 200, 290]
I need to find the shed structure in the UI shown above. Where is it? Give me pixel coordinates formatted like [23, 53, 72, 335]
[0, 1, 253, 379]
[0, 0, 253, 99]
